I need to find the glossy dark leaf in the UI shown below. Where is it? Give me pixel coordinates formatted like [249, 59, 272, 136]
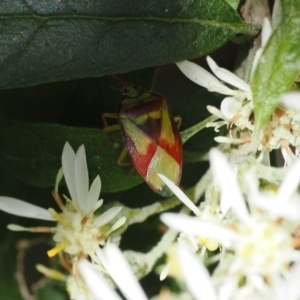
[0, 0, 258, 89]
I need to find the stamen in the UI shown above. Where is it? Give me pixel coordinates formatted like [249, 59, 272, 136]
[31, 226, 53, 233]
[7, 224, 32, 232]
[239, 137, 251, 144]
[47, 242, 68, 257]
[7, 224, 53, 233]
[81, 216, 88, 225]
[52, 190, 65, 210]
[54, 167, 64, 193]
[281, 140, 294, 156]
[228, 123, 234, 138]
[36, 264, 66, 281]
[60, 256, 73, 273]
[229, 113, 240, 124]
[48, 208, 64, 222]
[72, 257, 78, 277]
[97, 234, 105, 241]
[293, 237, 300, 249]
[215, 136, 251, 144]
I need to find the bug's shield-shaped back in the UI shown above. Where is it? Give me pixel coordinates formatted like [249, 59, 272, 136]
[117, 84, 182, 197]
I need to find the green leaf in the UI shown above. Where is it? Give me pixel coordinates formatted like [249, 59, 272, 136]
[0, 123, 143, 192]
[252, 14, 300, 132]
[224, 0, 240, 10]
[0, 232, 23, 300]
[37, 280, 67, 300]
[280, 0, 300, 21]
[0, 0, 258, 89]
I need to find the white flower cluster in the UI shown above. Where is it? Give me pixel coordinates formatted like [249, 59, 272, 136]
[74, 149, 300, 300]
[0, 143, 126, 298]
[176, 19, 300, 165]
[159, 148, 300, 299]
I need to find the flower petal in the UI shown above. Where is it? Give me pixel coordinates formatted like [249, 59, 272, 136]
[102, 244, 148, 300]
[206, 56, 251, 92]
[206, 105, 226, 119]
[161, 213, 237, 245]
[106, 216, 126, 235]
[214, 136, 243, 144]
[220, 97, 241, 119]
[177, 244, 218, 300]
[280, 92, 300, 111]
[271, 264, 300, 300]
[86, 175, 101, 215]
[158, 174, 200, 215]
[54, 167, 64, 193]
[94, 207, 122, 228]
[209, 149, 250, 223]
[78, 259, 122, 300]
[251, 195, 300, 221]
[176, 60, 234, 95]
[62, 142, 77, 205]
[159, 264, 170, 281]
[0, 197, 54, 221]
[74, 145, 89, 214]
[277, 156, 300, 202]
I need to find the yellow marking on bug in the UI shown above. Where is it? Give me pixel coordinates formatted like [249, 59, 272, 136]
[134, 114, 149, 124]
[122, 119, 153, 155]
[160, 108, 175, 145]
[148, 110, 162, 119]
[147, 146, 180, 193]
[133, 110, 162, 125]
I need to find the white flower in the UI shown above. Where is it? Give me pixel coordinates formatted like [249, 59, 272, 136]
[280, 92, 300, 111]
[160, 148, 300, 298]
[271, 262, 300, 300]
[36, 264, 95, 300]
[79, 242, 299, 300]
[66, 273, 100, 300]
[176, 20, 300, 164]
[176, 56, 253, 137]
[0, 142, 125, 261]
[79, 244, 148, 300]
[177, 55, 300, 163]
[78, 243, 221, 300]
[177, 244, 219, 300]
[49, 142, 125, 258]
[158, 174, 224, 254]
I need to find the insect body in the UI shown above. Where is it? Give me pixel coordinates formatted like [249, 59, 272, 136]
[107, 82, 182, 197]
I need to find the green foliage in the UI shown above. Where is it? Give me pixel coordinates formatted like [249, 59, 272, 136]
[0, 0, 257, 89]
[252, 3, 300, 132]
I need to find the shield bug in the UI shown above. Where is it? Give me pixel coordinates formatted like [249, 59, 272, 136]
[103, 81, 182, 197]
